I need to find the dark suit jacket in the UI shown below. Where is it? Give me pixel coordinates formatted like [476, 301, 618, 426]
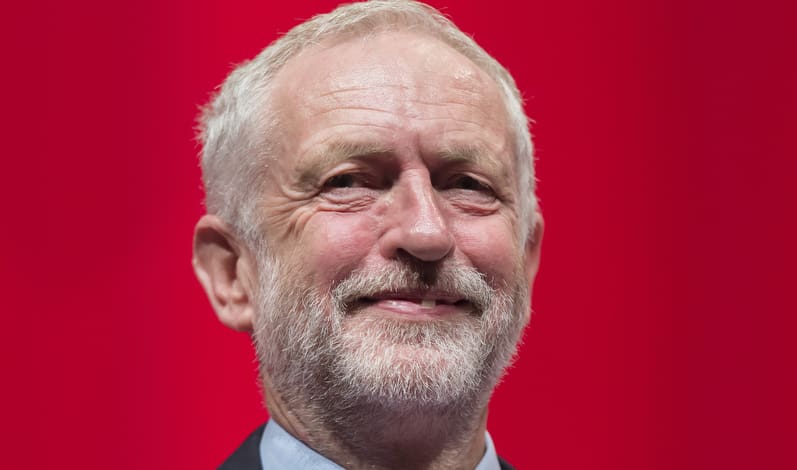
[219, 424, 516, 469]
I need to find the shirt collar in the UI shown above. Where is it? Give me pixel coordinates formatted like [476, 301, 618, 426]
[259, 419, 501, 470]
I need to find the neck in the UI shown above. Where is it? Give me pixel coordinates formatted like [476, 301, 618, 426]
[265, 382, 490, 470]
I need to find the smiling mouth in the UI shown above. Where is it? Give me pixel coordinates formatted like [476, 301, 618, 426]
[353, 293, 473, 317]
[360, 297, 468, 308]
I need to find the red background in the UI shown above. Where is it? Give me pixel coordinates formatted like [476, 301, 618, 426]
[3, 1, 796, 468]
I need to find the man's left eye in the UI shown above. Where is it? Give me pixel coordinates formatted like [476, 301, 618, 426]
[450, 175, 493, 193]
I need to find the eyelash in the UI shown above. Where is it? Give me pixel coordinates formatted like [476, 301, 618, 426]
[448, 175, 493, 193]
[324, 174, 360, 188]
[322, 172, 384, 191]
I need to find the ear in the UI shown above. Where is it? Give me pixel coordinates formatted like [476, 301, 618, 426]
[524, 210, 544, 282]
[192, 215, 257, 332]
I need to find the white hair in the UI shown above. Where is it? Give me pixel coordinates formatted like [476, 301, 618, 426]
[197, 0, 537, 244]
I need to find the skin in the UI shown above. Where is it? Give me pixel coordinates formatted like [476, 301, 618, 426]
[193, 31, 543, 470]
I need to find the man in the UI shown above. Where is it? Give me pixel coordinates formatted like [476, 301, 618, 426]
[192, 1, 543, 469]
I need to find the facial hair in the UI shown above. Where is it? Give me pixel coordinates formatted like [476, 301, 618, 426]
[251, 254, 529, 423]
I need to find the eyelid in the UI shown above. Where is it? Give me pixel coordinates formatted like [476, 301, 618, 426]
[443, 173, 494, 190]
[323, 172, 370, 188]
[441, 172, 515, 208]
[317, 162, 361, 184]
[319, 164, 389, 191]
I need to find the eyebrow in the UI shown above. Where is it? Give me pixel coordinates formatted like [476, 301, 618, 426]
[295, 140, 395, 186]
[436, 144, 508, 181]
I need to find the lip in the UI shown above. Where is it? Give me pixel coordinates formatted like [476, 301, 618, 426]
[356, 291, 471, 318]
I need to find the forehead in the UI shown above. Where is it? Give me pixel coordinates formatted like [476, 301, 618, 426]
[270, 31, 512, 156]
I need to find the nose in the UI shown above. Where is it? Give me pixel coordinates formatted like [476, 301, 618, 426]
[379, 171, 455, 262]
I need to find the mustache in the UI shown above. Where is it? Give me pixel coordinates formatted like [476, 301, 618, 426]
[331, 260, 494, 314]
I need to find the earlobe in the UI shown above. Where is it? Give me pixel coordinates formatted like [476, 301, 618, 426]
[524, 211, 544, 281]
[192, 215, 257, 332]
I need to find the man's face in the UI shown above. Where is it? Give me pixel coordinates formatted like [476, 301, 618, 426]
[250, 32, 536, 412]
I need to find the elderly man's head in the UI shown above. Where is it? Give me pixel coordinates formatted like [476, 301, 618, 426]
[198, 0, 537, 244]
[193, 1, 542, 467]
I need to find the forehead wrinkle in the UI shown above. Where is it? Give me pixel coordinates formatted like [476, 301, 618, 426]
[312, 105, 400, 119]
[317, 83, 411, 99]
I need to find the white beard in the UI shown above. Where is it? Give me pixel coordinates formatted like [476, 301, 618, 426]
[252, 254, 529, 421]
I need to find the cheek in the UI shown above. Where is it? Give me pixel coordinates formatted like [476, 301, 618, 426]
[454, 218, 521, 285]
[304, 213, 380, 286]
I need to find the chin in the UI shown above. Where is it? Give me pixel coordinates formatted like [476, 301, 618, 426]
[326, 314, 506, 409]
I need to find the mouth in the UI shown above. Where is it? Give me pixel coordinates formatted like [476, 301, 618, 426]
[354, 291, 473, 317]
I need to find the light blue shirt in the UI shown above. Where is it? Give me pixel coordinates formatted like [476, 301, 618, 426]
[259, 419, 501, 470]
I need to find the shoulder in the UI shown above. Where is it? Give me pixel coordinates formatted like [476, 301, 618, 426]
[218, 424, 265, 470]
[498, 455, 516, 470]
